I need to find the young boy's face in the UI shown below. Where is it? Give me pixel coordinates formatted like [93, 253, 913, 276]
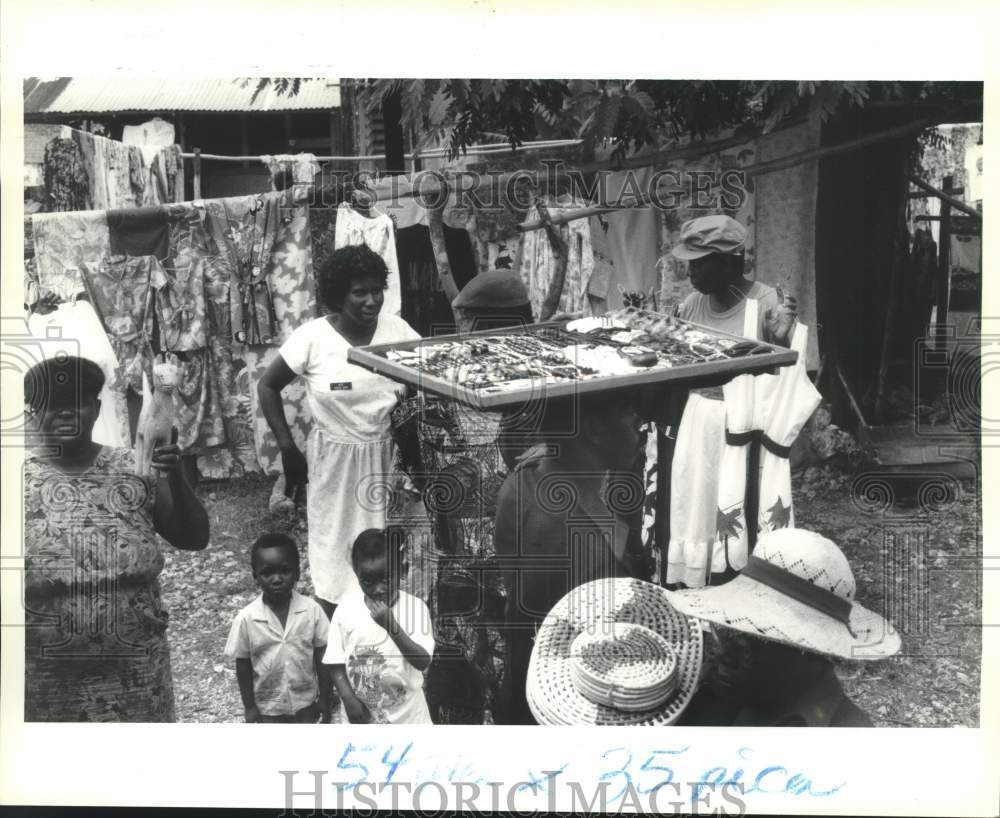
[252, 546, 299, 602]
[356, 554, 399, 608]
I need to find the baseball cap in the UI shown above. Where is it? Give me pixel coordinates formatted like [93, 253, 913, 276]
[670, 215, 747, 261]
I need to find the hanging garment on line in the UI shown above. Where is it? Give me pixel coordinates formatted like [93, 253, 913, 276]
[602, 165, 660, 311]
[43, 138, 90, 212]
[122, 117, 176, 148]
[195, 340, 261, 479]
[309, 207, 337, 314]
[170, 348, 226, 453]
[108, 206, 171, 262]
[516, 196, 595, 319]
[261, 154, 320, 190]
[27, 300, 127, 449]
[32, 211, 111, 303]
[265, 204, 317, 344]
[80, 254, 160, 395]
[244, 345, 314, 475]
[334, 203, 402, 317]
[72, 129, 139, 210]
[586, 213, 616, 314]
[667, 300, 759, 588]
[153, 206, 213, 352]
[202, 193, 283, 345]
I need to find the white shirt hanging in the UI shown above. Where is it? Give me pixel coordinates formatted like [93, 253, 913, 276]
[334, 203, 402, 317]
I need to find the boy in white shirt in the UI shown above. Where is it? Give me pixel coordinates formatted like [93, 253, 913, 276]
[325, 528, 435, 724]
[224, 533, 332, 723]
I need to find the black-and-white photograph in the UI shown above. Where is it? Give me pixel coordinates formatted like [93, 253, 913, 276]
[14, 77, 985, 731]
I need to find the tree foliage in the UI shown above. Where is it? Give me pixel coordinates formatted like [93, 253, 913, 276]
[244, 78, 980, 160]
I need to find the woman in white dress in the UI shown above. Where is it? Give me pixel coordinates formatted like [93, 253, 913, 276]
[258, 245, 420, 617]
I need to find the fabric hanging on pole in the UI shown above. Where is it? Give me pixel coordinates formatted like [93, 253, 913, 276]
[43, 138, 90, 212]
[751, 121, 821, 370]
[261, 153, 320, 191]
[32, 211, 111, 302]
[108, 206, 171, 261]
[265, 203, 318, 343]
[602, 164, 660, 311]
[202, 193, 283, 345]
[122, 117, 176, 147]
[516, 195, 594, 319]
[309, 207, 337, 314]
[244, 345, 314, 475]
[154, 206, 213, 352]
[334, 202, 402, 316]
[756, 323, 820, 535]
[195, 342, 261, 479]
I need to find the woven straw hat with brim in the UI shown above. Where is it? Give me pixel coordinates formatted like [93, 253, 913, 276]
[526, 578, 704, 726]
[664, 529, 902, 660]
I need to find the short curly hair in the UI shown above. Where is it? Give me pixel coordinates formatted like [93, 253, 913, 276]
[316, 245, 390, 312]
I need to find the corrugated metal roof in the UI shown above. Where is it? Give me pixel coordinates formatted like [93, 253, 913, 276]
[24, 78, 341, 114]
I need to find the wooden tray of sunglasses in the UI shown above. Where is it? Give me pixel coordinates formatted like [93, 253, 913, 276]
[347, 314, 797, 410]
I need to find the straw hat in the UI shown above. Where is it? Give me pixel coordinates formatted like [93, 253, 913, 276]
[526, 578, 703, 726]
[664, 529, 901, 660]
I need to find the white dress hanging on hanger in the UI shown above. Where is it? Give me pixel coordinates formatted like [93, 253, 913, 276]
[334, 203, 402, 316]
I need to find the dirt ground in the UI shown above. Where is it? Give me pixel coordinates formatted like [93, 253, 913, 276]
[162, 463, 982, 726]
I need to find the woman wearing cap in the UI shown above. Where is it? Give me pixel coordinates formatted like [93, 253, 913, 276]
[666, 214, 804, 588]
[671, 215, 797, 346]
[258, 245, 420, 619]
[23, 355, 209, 722]
[669, 529, 900, 727]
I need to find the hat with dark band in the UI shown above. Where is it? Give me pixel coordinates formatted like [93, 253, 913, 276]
[663, 529, 901, 660]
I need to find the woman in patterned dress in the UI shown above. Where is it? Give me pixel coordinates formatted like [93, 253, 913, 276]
[22, 355, 209, 722]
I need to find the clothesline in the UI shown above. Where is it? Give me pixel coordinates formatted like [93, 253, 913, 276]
[180, 138, 584, 163]
[515, 116, 941, 232]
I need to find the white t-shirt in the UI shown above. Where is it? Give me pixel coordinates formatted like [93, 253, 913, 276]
[278, 315, 420, 440]
[678, 280, 779, 341]
[323, 589, 435, 724]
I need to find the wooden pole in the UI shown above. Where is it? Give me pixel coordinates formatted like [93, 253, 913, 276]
[426, 199, 460, 306]
[934, 175, 953, 352]
[193, 147, 202, 199]
[536, 200, 570, 322]
[908, 174, 981, 219]
[240, 115, 249, 169]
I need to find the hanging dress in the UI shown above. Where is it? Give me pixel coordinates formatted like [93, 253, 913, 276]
[334, 203, 402, 317]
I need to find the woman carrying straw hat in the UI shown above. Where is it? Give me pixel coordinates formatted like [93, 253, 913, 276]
[667, 528, 901, 727]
